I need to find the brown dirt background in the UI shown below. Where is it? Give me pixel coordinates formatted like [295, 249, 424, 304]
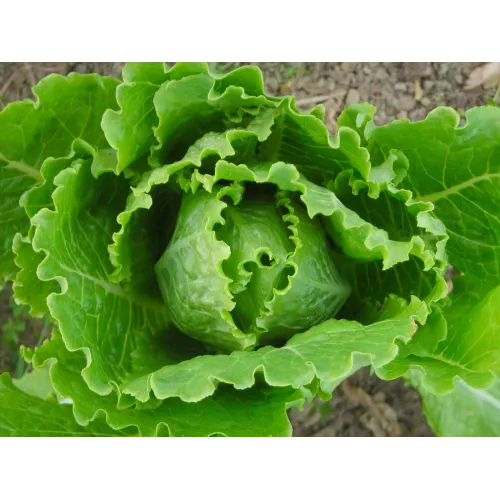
[0, 62, 494, 437]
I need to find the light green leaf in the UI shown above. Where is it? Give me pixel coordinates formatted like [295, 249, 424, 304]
[12, 141, 116, 317]
[101, 62, 169, 172]
[155, 187, 255, 352]
[365, 106, 500, 394]
[31, 158, 172, 395]
[103, 62, 212, 172]
[151, 69, 275, 167]
[0, 372, 127, 437]
[336, 103, 376, 142]
[377, 280, 500, 393]
[12, 233, 58, 317]
[367, 106, 500, 290]
[442, 279, 500, 372]
[0, 73, 119, 280]
[12, 365, 55, 400]
[257, 97, 374, 182]
[122, 311, 421, 403]
[29, 333, 298, 437]
[0, 155, 39, 280]
[416, 375, 500, 437]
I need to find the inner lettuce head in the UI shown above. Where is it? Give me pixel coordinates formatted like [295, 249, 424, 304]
[1, 62, 465, 436]
[155, 184, 351, 351]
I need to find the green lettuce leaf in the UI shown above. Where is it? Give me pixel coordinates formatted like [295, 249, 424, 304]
[363, 106, 500, 395]
[12, 141, 120, 317]
[376, 278, 500, 392]
[12, 365, 55, 400]
[26, 332, 299, 437]
[367, 106, 500, 290]
[122, 309, 422, 403]
[30, 158, 174, 395]
[101, 62, 169, 173]
[0, 372, 128, 437]
[0, 73, 119, 281]
[415, 375, 500, 437]
[12, 233, 58, 317]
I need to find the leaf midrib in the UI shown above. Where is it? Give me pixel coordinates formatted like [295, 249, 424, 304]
[58, 263, 166, 312]
[415, 173, 500, 203]
[0, 153, 43, 181]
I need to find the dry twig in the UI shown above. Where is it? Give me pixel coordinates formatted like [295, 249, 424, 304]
[295, 91, 347, 107]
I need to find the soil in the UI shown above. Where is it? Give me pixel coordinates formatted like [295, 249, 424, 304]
[0, 285, 45, 375]
[0, 290, 12, 374]
[0, 62, 495, 437]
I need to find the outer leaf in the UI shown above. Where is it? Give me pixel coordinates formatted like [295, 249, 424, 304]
[151, 68, 276, 167]
[0, 372, 127, 437]
[122, 310, 422, 403]
[12, 233, 58, 317]
[102, 62, 277, 172]
[0, 73, 119, 280]
[336, 103, 376, 142]
[367, 106, 500, 290]
[441, 279, 500, 373]
[12, 142, 116, 316]
[365, 106, 500, 394]
[101, 62, 169, 172]
[258, 97, 372, 181]
[377, 280, 500, 393]
[29, 333, 298, 437]
[31, 159, 172, 395]
[415, 375, 500, 437]
[0, 155, 39, 280]
[12, 365, 55, 400]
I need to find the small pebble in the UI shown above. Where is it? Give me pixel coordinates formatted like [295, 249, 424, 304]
[317, 77, 327, 88]
[399, 94, 416, 111]
[346, 88, 360, 105]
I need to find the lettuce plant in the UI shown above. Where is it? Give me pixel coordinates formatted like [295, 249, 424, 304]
[0, 63, 499, 437]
